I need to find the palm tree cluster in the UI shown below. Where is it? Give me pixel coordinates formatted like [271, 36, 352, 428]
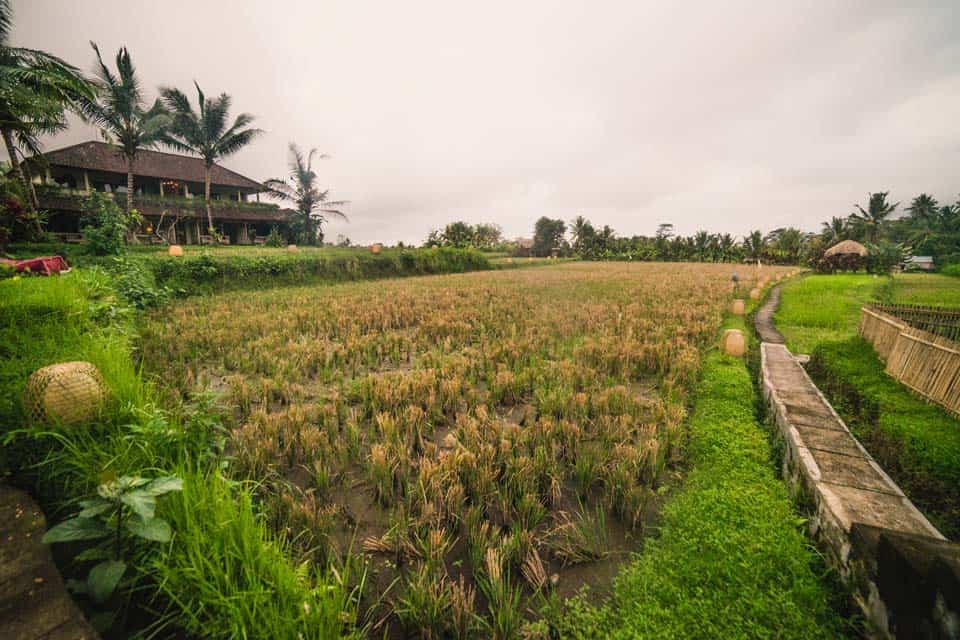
[567, 190, 960, 269]
[2, 2, 345, 243]
[567, 215, 808, 264]
[818, 192, 960, 264]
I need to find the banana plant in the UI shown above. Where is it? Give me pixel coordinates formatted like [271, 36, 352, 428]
[42, 474, 181, 603]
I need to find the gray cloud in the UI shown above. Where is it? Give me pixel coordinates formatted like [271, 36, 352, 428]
[10, 0, 960, 244]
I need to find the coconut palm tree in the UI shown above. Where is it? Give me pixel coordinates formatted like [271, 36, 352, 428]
[87, 43, 168, 214]
[160, 82, 262, 236]
[850, 191, 898, 243]
[569, 215, 593, 252]
[0, 0, 97, 209]
[742, 230, 765, 263]
[906, 193, 938, 222]
[820, 216, 847, 243]
[264, 143, 347, 245]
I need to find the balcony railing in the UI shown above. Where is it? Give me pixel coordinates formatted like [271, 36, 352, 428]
[35, 185, 280, 212]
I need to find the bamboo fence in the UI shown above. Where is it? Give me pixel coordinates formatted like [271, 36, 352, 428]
[860, 304, 960, 417]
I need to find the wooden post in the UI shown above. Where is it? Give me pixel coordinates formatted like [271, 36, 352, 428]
[44, 168, 52, 185]
[83, 171, 91, 193]
[159, 180, 164, 198]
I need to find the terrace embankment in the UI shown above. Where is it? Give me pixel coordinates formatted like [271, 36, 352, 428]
[757, 285, 960, 638]
[0, 485, 99, 640]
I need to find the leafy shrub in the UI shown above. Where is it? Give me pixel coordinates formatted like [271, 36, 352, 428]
[0, 175, 44, 249]
[942, 263, 960, 277]
[815, 252, 865, 273]
[81, 192, 139, 256]
[265, 225, 283, 247]
[142, 247, 491, 294]
[865, 241, 905, 274]
[110, 256, 174, 309]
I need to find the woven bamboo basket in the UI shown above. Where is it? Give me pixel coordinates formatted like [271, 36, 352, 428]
[721, 329, 745, 356]
[370, 243, 383, 254]
[287, 244, 298, 252]
[749, 288, 760, 300]
[731, 299, 745, 315]
[25, 361, 107, 424]
[168, 245, 184, 257]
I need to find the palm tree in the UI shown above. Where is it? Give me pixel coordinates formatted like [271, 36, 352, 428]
[569, 215, 592, 252]
[160, 82, 261, 236]
[87, 43, 168, 214]
[820, 216, 847, 243]
[264, 143, 347, 245]
[850, 191, 898, 243]
[743, 230, 765, 263]
[0, 0, 97, 208]
[717, 233, 736, 262]
[906, 193, 938, 222]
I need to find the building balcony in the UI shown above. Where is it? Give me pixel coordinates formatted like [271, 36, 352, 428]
[35, 185, 290, 223]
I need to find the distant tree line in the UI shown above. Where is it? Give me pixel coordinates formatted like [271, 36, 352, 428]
[521, 192, 960, 270]
[424, 221, 504, 250]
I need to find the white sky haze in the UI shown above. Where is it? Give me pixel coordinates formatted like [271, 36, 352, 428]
[11, 1, 960, 244]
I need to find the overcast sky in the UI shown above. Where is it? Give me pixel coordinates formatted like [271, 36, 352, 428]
[11, 1, 960, 245]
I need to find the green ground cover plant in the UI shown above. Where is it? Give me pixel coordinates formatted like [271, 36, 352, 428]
[889, 273, 960, 306]
[555, 312, 848, 639]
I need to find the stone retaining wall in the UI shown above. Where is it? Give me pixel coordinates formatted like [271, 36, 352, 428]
[760, 342, 959, 639]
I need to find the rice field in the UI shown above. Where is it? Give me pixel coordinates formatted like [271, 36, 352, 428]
[140, 262, 787, 637]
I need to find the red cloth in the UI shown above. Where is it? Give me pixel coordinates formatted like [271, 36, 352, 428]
[0, 255, 70, 275]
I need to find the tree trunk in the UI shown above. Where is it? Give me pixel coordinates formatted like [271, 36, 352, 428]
[2, 127, 37, 211]
[204, 165, 214, 239]
[126, 157, 139, 243]
[126, 158, 135, 213]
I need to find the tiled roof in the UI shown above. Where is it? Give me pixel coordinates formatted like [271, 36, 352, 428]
[28, 141, 264, 191]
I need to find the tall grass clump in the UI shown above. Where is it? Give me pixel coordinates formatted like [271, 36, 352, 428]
[150, 470, 361, 639]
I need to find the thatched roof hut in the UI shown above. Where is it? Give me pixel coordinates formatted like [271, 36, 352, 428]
[824, 239, 868, 257]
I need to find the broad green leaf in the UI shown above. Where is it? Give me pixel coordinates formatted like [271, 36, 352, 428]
[78, 500, 112, 519]
[42, 517, 110, 544]
[87, 560, 126, 603]
[75, 547, 112, 562]
[127, 516, 171, 542]
[141, 476, 183, 497]
[120, 490, 156, 521]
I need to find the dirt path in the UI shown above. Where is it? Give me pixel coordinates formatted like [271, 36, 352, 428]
[0, 485, 99, 639]
[754, 284, 785, 344]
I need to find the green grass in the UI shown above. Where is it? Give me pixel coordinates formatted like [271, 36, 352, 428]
[890, 273, 960, 307]
[0, 271, 358, 637]
[774, 274, 886, 353]
[556, 313, 848, 639]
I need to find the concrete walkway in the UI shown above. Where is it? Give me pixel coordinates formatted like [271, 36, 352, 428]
[755, 283, 959, 638]
[0, 485, 99, 639]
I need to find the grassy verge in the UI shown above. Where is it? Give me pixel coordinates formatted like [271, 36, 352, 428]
[6, 243, 493, 295]
[889, 273, 960, 307]
[0, 271, 359, 637]
[775, 274, 960, 538]
[556, 311, 848, 638]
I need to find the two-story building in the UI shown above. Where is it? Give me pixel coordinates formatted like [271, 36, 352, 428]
[25, 141, 294, 244]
